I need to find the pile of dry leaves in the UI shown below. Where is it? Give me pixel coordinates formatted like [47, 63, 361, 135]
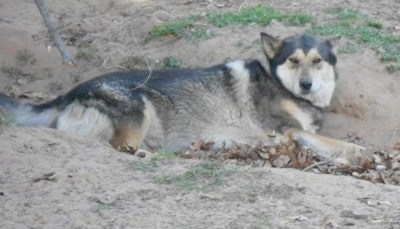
[181, 136, 400, 186]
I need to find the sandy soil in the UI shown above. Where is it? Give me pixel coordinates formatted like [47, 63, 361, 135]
[1, 0, 400, 228]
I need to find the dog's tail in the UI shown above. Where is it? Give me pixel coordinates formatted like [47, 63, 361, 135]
[0, 93, 61, 127]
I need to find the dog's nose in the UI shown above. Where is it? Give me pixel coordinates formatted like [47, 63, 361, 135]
[299, 78, 312, 91]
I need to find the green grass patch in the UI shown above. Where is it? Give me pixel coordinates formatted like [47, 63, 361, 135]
[0, 101, 15, 127]
[163, 56, 183, 69]
[337, 41, 359, 54]
[308, 7, 400, 72]
[366, 21, 383, 29]
[325, 7, 368, 22]
[76, 45, 97, 60]
[151, 152, 177, 162]
[146, 5, 313, 42]
[206, 5, 313, 27]
[385, 64, 400, 74]
[147, 16, 196, 39]
[216, 5, 313, 27]
[131, 160, 158, 173]
[146, 16, 209, 42]
[91, 202, 114, 213]
[155, 161, 237, 191]
[0, 113, 13, 127]
[130, 152, 177, 173]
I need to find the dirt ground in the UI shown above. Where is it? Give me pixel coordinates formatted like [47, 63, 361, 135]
[1, 0, 400, 228]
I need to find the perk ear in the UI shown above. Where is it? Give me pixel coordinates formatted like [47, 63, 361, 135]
[260, 32, 283, 59]
[326, 36, 341, 54]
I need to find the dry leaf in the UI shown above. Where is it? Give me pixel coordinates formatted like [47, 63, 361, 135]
[177, 137, 400, 186]
[272, 155, 291, 168]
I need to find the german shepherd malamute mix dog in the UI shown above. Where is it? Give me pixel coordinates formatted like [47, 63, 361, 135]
[0, 32, 364, 161]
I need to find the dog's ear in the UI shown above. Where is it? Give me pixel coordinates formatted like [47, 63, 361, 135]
[260, 32, 283, 59]
[326, 36, 341, 54]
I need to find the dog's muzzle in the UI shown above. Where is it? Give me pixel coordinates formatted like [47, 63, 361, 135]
[300, 78, 313, 93]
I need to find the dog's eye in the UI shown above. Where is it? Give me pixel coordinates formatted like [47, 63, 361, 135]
[312, 58, 321, 64]
[289, 57, 299, 64]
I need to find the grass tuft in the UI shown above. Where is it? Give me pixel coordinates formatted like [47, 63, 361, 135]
[130, 152, 177, 173]
[76, 45, 97, 60]
[325, 7, 368, 22]
[155, 161, 236, 191]
[163, 56, 183, 69]
[206, 5, 313, 27]
[0, 112, 13, 127]
[131, 160, 158, 173]
[308, 7, 400, 72]
[146, 16, 209, 42]
[366, 21, 383, 29]
[151, 152, 177, 162]
[385, 64, 400, 74]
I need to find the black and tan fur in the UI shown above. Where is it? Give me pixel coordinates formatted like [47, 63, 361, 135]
[0, 32, 364, 161]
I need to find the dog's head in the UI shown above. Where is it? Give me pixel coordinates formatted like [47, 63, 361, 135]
[260, 32, 339, 108]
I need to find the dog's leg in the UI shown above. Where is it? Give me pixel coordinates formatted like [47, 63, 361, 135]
[109, 98, 157, 154]
[109, 120, 149, 154]
[291, 131, 365, 164]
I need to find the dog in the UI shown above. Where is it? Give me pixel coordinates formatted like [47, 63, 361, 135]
[0, 32, 364, 161]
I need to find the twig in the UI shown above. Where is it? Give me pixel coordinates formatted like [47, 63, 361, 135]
[129, 36, 152, 90]
[101, 56, 129, 71]
[130, 62, 152, 90]
[34, 0, 75, 67]
[302, 157, 337, 172]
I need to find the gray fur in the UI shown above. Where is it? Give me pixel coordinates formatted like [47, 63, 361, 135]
[0, 33, 341, 154]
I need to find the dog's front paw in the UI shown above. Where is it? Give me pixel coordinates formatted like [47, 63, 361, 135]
[109, 137, 138, 155]
[345, 142, 365, 154]
[335, 143, 366, 165]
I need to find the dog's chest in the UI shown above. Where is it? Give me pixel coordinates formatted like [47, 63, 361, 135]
[280, 99, 321, 133]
